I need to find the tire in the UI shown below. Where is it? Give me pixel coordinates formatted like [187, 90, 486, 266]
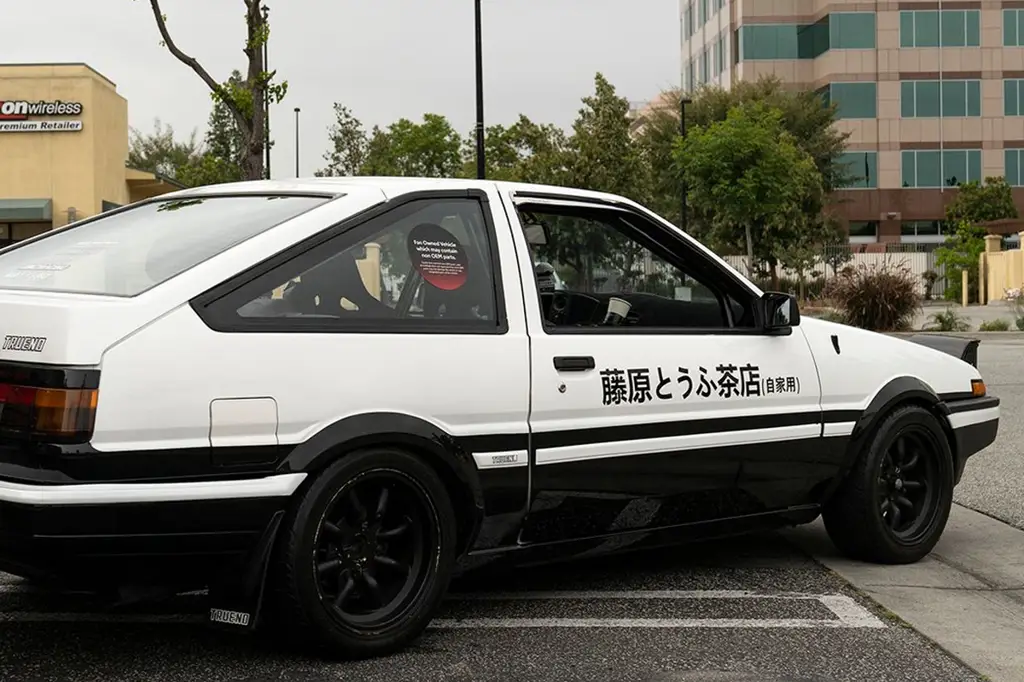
[269, 447, 458, 659]
[821, 404, 954, 564]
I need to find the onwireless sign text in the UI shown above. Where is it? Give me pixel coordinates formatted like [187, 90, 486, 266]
[0, 99, 84, 133]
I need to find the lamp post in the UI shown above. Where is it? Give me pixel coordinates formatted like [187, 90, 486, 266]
[294, 107, 301, 177]
[680, 96, 692, 232]
[474, 0, 486, 179]
[262, 5, 271, 180]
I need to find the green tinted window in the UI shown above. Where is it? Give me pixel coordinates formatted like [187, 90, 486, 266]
[902, 150, 982, 187]
[699, 0, 707, 25]
[830, 82, 877, 118]
[837, 152, 878, 188]
[1007, 80, 1024, 116]
[831, 13, 876, 49]
[1007, 150, 1022, 186]
[738, 20, 829, 59]
[902, 80, 978, 117]
[1007, 9, 1023, 46]
[901, 10, 978, 46]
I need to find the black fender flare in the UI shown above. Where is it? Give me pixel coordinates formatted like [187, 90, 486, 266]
[826, 376, 954, 499]
[274, 411, 486, 554]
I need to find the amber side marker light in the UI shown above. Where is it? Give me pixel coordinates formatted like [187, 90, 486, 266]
[0, 383, 99, 441]
[971, 379, 987, 397]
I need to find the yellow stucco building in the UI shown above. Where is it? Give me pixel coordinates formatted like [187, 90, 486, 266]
[0, 63, 180, 247]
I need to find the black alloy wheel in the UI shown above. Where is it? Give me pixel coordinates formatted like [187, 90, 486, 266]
[822, 404, 954, 564]
[313, 472, 432, 630]
[270, 448, 457, 659]
[876, 427, 940, 544]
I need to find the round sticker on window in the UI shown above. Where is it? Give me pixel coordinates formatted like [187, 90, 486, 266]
[406, 223, 469, 291]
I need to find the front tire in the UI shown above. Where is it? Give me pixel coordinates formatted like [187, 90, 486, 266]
[822, 404, 954, 564]
[270, 448, 457, 658]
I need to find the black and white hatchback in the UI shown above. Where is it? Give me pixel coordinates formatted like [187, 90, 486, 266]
[0, 177, 999, 658]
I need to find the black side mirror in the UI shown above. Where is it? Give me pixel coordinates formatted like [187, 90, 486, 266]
[760, 291, 800, 334]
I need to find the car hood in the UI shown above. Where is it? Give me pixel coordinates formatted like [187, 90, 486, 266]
[798, 316, 983, 398]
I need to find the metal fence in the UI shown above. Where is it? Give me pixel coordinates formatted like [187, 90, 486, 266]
[721, 242, 947, 301]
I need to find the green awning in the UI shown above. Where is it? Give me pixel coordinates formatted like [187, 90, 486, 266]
[0, 198, 52, 222]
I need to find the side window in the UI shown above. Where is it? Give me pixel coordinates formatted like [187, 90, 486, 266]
[204, 197, 504, 333]
[518, 205, 755, 331]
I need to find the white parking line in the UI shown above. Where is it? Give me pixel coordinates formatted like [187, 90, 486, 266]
[0, 589, 887, 629]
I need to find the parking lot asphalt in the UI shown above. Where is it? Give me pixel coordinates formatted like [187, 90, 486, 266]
[0, 533, 983, 682]
[953, 337, 1024, 529]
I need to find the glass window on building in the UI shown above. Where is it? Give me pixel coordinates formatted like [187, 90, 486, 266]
[901, 80, 980, 117]
[713, 0, 724, 13]
[699, 0, 708, 25]
[1006, 80, 1024, 116]
[902, 149, 981, 188]
[738, 21, 829, 60]
[837, 151, 879, 188]
[901, 220, 946, 242]
[830, 12, 876, 49]
[686, 59, 695, 91]
[901, 10, 979, 47]
[847, 221, 879, 242]
[712, 36, 722, 75]
[829, 82, 877, 119]
[685, 3, 694, 39]
[1006, 149, 1024, 186]
[1004, 9, 1024, 46]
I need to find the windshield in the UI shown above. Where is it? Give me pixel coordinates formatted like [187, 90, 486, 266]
[0, 194, 331, 297]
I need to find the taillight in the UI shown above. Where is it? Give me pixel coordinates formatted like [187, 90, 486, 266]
[0, 382, 98, 442]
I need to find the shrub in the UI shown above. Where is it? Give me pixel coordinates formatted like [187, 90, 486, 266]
[925, 307, 971, 332]
[979, 318, 1010, 331]
[821, 261, 922, 331]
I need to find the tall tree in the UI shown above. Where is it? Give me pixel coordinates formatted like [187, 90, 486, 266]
[675, 103, 824, 284]
[360, 114, 462, 178]
[458, 115, 569, 183]
[127, 118, 201, 178]
[140, 0, 288, 180]
[316, 104, 369, 177]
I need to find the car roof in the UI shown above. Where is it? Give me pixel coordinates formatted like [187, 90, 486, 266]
[156, 176, 632, 207]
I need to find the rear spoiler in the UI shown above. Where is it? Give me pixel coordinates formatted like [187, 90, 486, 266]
[904, 334, 980, 368]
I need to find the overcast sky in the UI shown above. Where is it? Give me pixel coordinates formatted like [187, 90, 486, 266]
[1, 0, 681, 177]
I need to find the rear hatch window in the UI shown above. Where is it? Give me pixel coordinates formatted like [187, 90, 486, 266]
[0, 194, 331, 297]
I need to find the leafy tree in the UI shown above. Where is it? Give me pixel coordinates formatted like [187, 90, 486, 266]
[529, 73, 650, 289]
[140, 0, 288, 180]
[945, 176, 1018, 224]
[675, 102, 824, 285]
[937, 176, 1017, 302]
[360, 114, 462, 178]
[127, 118, 201, 178]
[641, 77, 848, 256]
[458, 115, 568, 183]
[316, 104, 369, 177]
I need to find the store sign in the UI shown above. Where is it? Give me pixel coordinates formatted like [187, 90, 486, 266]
[0, 99, 83, 133]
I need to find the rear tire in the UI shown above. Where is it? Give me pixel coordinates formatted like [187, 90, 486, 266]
[822, 404, 954, 564]
[270, 448, 457, 659]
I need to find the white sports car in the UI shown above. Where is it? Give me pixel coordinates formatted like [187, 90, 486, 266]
[0, 177, 998, 658]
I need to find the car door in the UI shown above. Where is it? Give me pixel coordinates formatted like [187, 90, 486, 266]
[498, 189, 825, 545]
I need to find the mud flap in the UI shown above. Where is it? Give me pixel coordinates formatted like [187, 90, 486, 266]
[207, 510, 284, 633]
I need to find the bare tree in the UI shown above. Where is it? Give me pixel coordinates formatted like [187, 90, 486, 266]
[142, 0, 288, 180]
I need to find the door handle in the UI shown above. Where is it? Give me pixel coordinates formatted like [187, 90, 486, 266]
[553, 356, 595, 372]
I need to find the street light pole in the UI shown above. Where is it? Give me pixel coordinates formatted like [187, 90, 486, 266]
[474, 0, 486, 179]
[262, 5, 272, 180]
[680, 96, 692, 232]
[294, 107, 300, 177]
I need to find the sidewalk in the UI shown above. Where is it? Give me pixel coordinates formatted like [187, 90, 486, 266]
[784, 504, 1024, 682]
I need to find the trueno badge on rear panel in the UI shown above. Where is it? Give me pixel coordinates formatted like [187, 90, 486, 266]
[2, 335, 47, 352]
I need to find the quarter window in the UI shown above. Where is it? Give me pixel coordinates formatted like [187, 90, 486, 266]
[208, 197, 504, 333]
